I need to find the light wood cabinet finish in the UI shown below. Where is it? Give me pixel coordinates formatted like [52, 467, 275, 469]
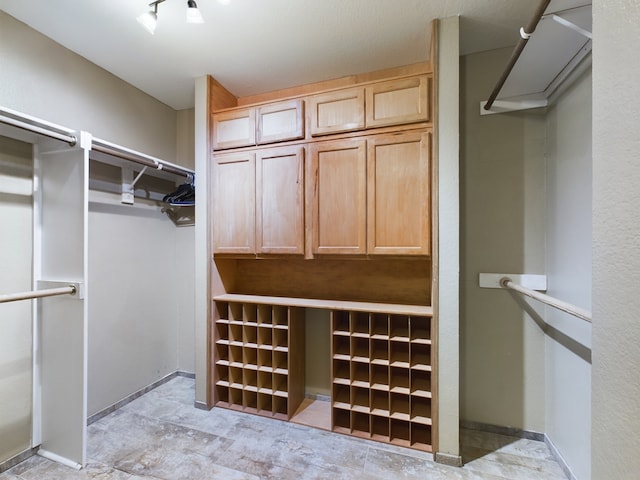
[212, 108, 256, 150]
[366, 76, 430, 128]
[367, 132, 431, 255]
[257, 99, 305, 145]
[308, 87, 365, 136]
[256, 146, 305, 254]
[212, 152, 255, 254]
[309, 139, 367, 254]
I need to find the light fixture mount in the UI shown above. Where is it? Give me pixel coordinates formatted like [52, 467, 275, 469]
[137, 0, 206, 34]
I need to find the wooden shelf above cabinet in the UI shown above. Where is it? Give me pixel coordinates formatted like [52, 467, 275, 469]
[213, 294, 433, 316]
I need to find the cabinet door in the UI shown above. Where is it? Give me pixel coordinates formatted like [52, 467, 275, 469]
[256, 100, 305, 145]
[256, 146, 305, 254]
[367, 132, 430, 255]
[308, 87, 365, 136]
[212, 152, 255, 254]
[212, 108, 256, 150]
[365, 76, 430, 128]
[310, 139, 367, 254]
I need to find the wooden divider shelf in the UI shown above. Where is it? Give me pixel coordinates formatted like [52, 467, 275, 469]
[330, 310, 433, 452]
[213, 300, 305, 421]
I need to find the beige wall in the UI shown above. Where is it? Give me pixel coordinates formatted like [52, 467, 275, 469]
[0, 136, 33, 463]
[544, 69, 592, 480]
[460, 47, 546, 432]
[592, 2, 640, 478]
[0, 10, 195, 421]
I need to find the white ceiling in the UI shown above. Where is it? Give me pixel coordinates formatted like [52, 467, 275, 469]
[0, 1, 539, 110]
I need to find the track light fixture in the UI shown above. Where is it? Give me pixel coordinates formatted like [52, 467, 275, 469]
[138, 0, 218, 35]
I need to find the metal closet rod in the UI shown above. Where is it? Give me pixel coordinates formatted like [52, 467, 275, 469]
[0, 285, 76, 304]
[91, 142, 194, 179]
[483, 0, 552, 111]
[500, 277, 592, 323]
[0, 107, 77, 146]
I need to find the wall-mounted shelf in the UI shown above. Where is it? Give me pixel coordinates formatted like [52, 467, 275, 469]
[481, 1, 592, 115]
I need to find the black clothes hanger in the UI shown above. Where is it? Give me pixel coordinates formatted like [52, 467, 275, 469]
[163, 175, 195, 206]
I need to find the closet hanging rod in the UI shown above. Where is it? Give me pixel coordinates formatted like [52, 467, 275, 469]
[91, 138, 194, 179]
[0, 106, 77, 146]
[483, 0, 551, 111]
[500, 277, 592, 323]
[0, 285, 76, 304]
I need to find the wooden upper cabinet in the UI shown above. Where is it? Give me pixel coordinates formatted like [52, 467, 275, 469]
[308, 87, 365, 136]
[212, 152, 255, 254]
[256, 100, 305, 145]
[367, 132, 431, 255]
[365, 76, 430, 128]
[310, 139, 367, 254]
[256, 146, 305, 255]
[212, 109, 256, 150]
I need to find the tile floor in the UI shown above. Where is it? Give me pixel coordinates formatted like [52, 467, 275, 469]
[0, 377, 568, 479]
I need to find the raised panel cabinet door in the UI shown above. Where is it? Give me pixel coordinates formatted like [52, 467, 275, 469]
[256, 99, 305, 145]
[367, 132, 431, 255]
[256, 146, 305, 254]
[365, 76, 430, 128]
[212, 152, 256, 254]
[310, 139, 367, 254]
[308, 87, 365, 136]
[212, 108, 256, 150]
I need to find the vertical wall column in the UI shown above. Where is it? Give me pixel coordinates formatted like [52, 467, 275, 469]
[33, 132, 90, 468]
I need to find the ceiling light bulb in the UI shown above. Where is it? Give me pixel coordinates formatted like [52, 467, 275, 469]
[137, 10, 158, 34]
[186, 0, 204, 23]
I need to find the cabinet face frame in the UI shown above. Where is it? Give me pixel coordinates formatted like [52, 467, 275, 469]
[367, 131, 431, 255]
[308, 87, 366, 136]
[256, 99, 305, 145]
[309, 138, 367, 255]
[212, 151, 256, 254]
[212, 108, 256, 150]
[255, 145, 305, 255]
[365, 76, 430, 129]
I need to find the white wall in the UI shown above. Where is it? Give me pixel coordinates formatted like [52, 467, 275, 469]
[544, 70, 592, 480]
[0, 137, 33, 463]
[0, 10, 194, 420]
[592, 2, 640, 478]
[460, 47, 546, 432]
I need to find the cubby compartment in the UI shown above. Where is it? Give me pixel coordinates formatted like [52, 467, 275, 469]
[244, 390, 258, 411]
[411, 372, 431, 398]
[229, 345, 243, 367]
[351, 336, 369, 362]
[229, 323, 244, 345]
[371, 313, 389, 339]
[258, 326, 273, 347]
[229, 303, 243, 322]
[333, 408, 351, 434]
[410, 344, 431, 371]
[351, 311, 369, 337]
[390, 366, 410, 394]
[215, 320, 228, 340]
[215, 384, 229, 405]
[229, 386, 243, 408]
[351, 386, 370, 413]
[332, 310, 350, 334]
[273, 328, 288, 350]
[215, 341, 229, 364]
[258, 392, 273, 415]
[216, 366, 230, 384]
[273, 396, 288, 420]
[333, 334, 350, 359]
[390, 419, 411, 447]
[351, 362, 370, 388]
[371, 389, 389, 417]
[389, 315, 409, 341]
[371, 415, 389, 441]
[411, 398, 432, 425]
[371, 363, 389, 390]
[371, 338, 389, 365]
[258, 348, 273, 370]
[243, 325, 258, 346]
[243, 347, 257, 366]
[244, 368, 257, 388]
[411, 424, 432, 451]
[333, 383, 350, 409]
[390, 340, 410, 368]
[258, 370, 272, 393]
[215, 301, 229, 320]
[229, 366, 244, 389]
[258, 304, 273, 325]
[273, 305, 288, 327]
[390, 392, 410, 421]
[243, 303, 258, 324]
[273, 373, 288, 396]
[351, 411, 370, 437]
[273, 350, 288, 373]
[333, 358, 350, 384]
[410, 316, 430, 343]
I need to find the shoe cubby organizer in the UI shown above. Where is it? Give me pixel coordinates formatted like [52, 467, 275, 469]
[213, 300, 305, 420]
[331, 310, 433, 451]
